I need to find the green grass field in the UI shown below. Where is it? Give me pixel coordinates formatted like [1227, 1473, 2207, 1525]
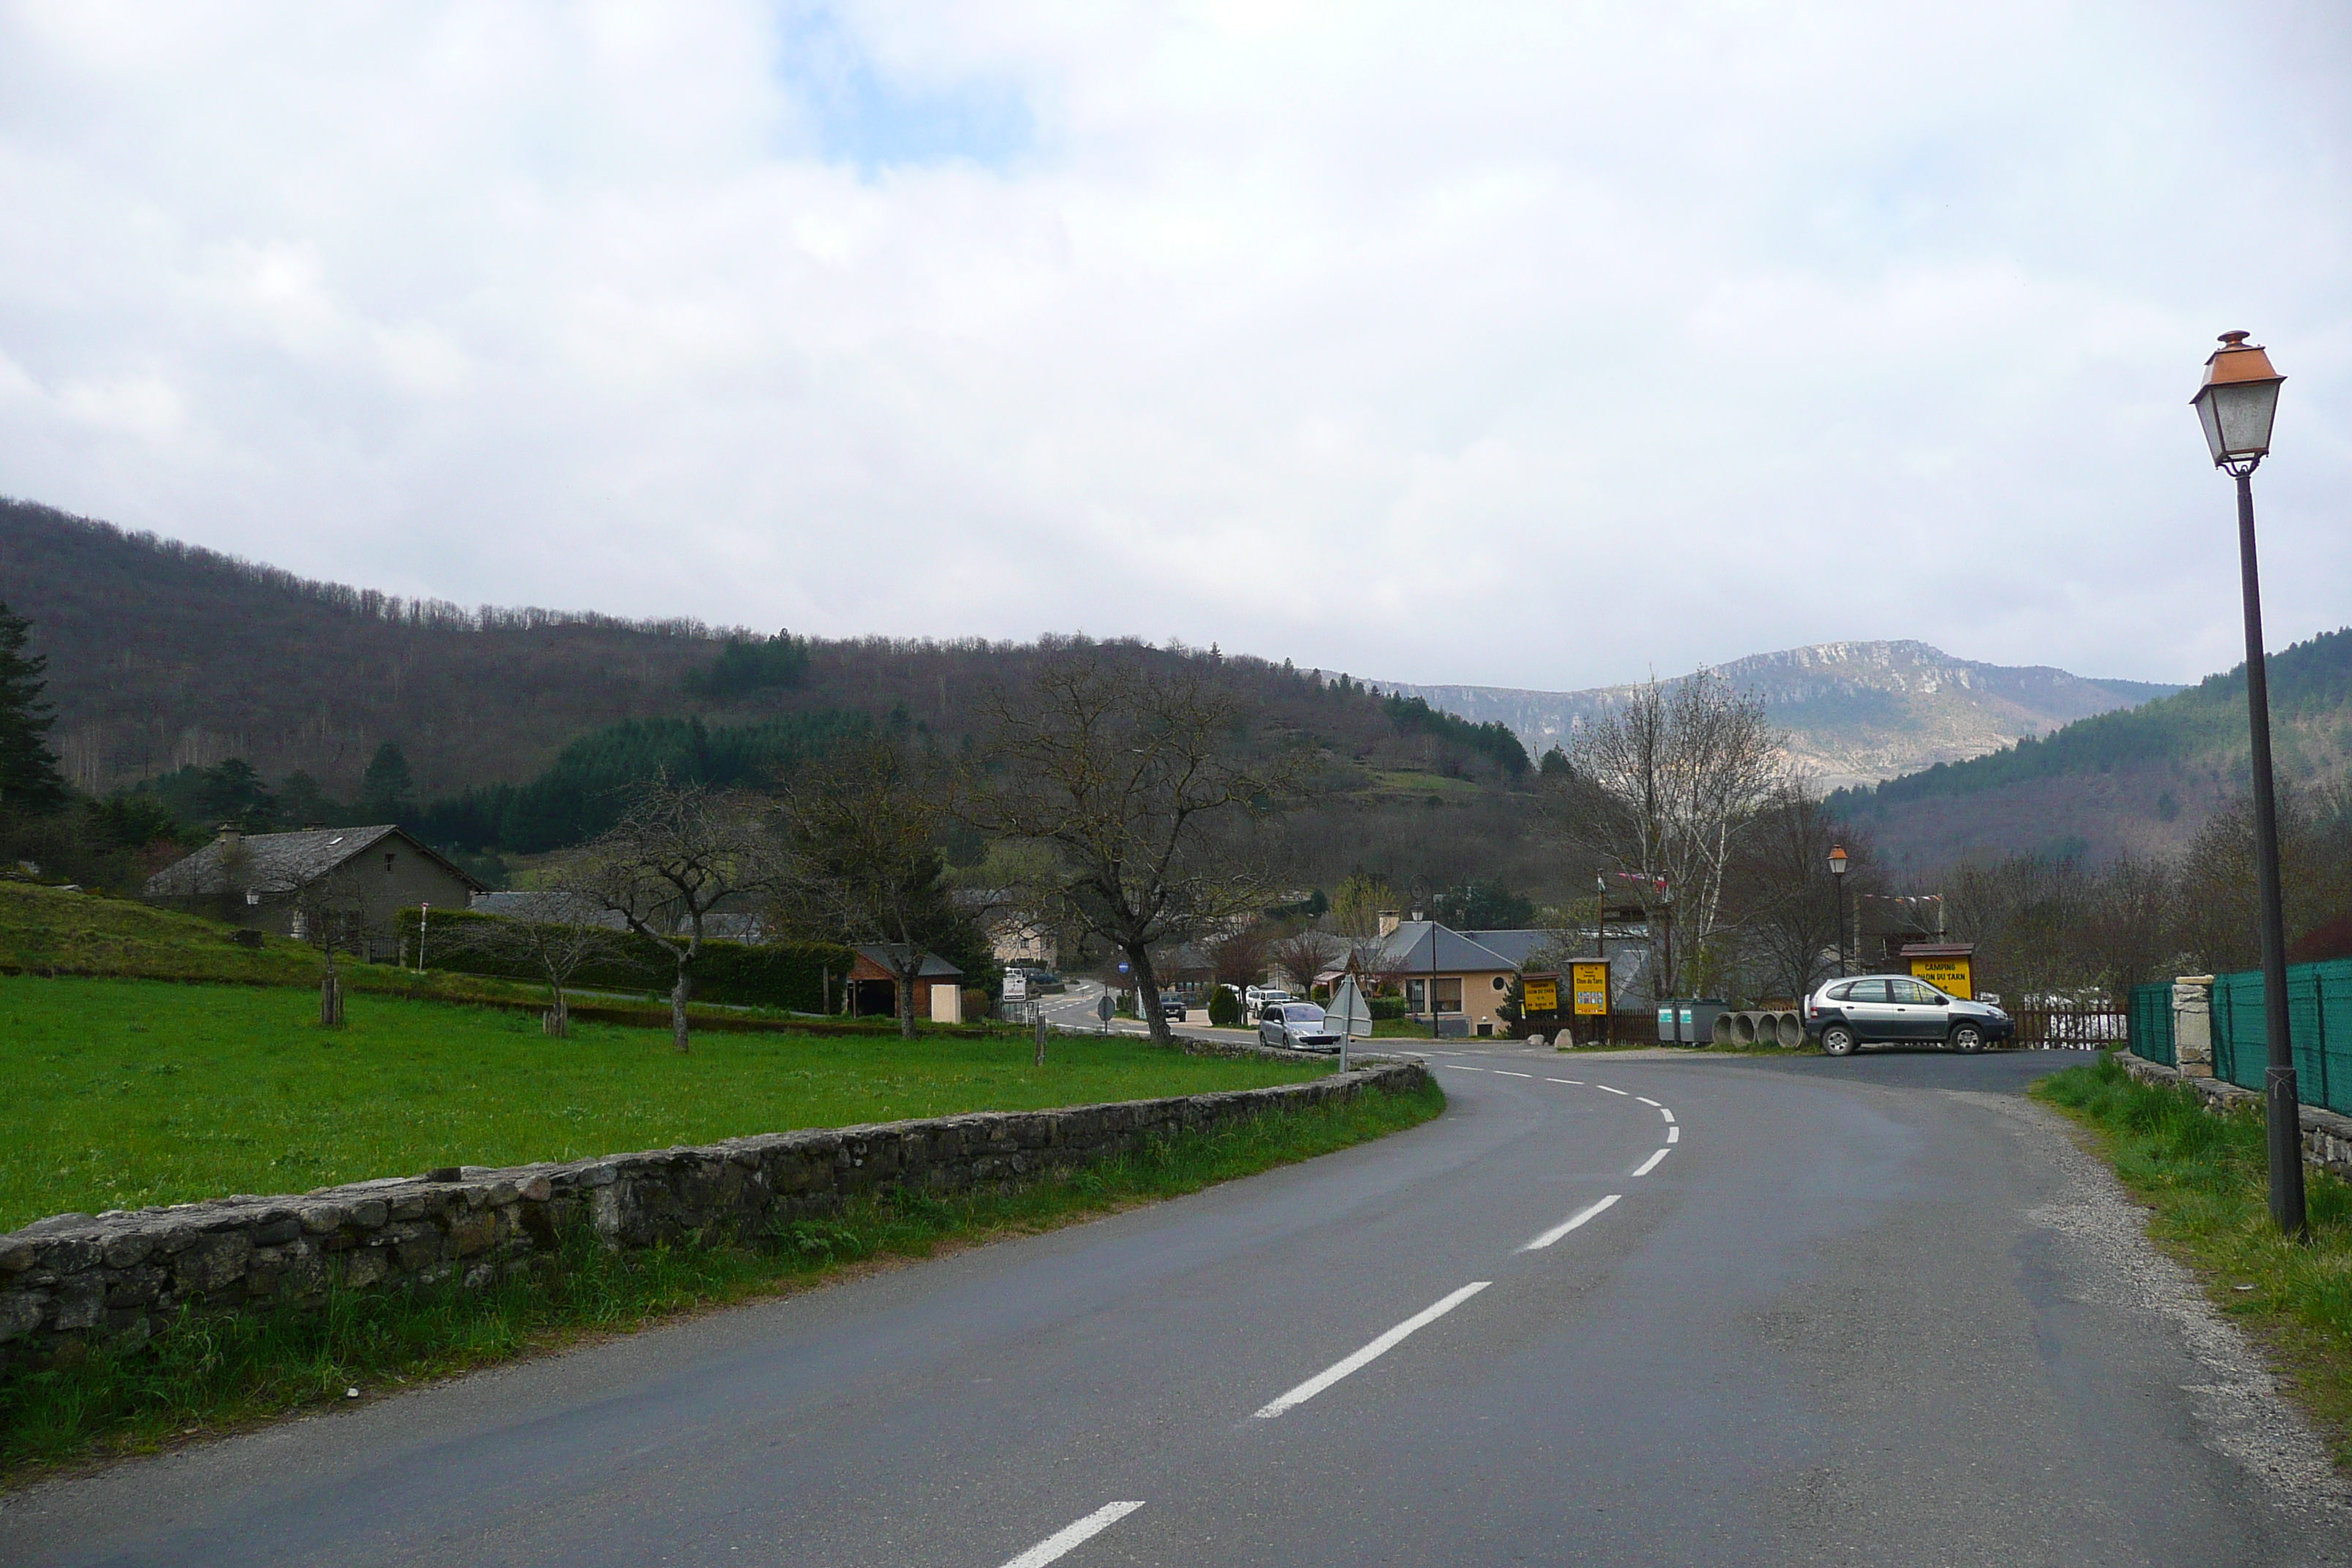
[0, 974, 1330, 1232]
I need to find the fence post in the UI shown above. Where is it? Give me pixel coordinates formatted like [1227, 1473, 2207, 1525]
[2313, 970, 2331, 1115]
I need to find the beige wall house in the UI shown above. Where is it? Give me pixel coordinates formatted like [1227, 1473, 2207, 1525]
[1371, 919, 1556, 1038]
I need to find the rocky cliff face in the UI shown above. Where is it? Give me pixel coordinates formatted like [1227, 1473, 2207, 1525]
[1381, 641, 2177, 793]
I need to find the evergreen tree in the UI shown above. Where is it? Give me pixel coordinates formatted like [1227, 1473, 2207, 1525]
[0, 601, 69, 816]
[358, 742, 418, 823]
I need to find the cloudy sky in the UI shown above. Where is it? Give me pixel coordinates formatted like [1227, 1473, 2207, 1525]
[1, 1, 2345, 690]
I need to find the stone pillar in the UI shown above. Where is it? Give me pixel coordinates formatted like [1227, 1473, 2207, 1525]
[2173, 976, 2215, 1078]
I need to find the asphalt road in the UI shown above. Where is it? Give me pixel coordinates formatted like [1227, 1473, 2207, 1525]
[12, 1041, 2352, 1567]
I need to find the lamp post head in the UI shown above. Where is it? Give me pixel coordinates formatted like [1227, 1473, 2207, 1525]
[1828, 843, 1849, 878]
[2191, 331, 2284, 471]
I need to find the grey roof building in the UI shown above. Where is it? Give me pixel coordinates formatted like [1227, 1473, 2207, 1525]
[146, 824, 484, 948]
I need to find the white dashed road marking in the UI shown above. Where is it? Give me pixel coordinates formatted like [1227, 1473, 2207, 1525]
[1596, 1084, 1629, 1096]
[1632, 1148, 1670, 1177]
[1546, 1078, 1583, 1085]
[1521, 1194, 1622, 1251]
[1667, 1126, 1679, 1143]
[996, 1502, 1146, 1568]
[1659, 1108, 1675, 1123]
[1253, 1284, 1491, 1419]
[1636, 1096, 1660, 1107]
[1493, 1071, 1531, 1078]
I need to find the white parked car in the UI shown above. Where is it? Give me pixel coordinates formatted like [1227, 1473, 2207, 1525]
[1244, 986, 1292, 1018]
[1259, 1003, 1340, 1052]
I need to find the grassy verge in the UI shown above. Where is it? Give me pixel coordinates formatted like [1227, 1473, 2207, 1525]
[0, 974, 1330, 1229]
[0, 1077, 1444, 1480]
[0, 883, 998, 1035]
[2033, 1053, 2352, 1466]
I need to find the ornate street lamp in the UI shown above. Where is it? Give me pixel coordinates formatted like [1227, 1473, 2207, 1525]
[1828, 843, 1849, 979]
[2193, 331, 2303, 1235]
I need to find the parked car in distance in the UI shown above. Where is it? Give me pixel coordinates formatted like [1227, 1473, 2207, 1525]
[1160, 995, 1188, 1022]
[1804, 975, 2013, 1057]
[1259, 1002, 1341, 1052]
[1244, 986, 1292, 1017]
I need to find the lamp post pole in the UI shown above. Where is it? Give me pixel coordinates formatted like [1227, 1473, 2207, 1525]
[2193, 331, 2302, 1236]
[2236, 461, 2304, 1235]
[1594, 872, 1608, 1047]
[1828, 844, 1849, 980]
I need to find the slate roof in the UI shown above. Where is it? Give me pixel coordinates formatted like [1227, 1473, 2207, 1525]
[1453, 928, 1556, 968]
[469, 891, 630, 930]
[145, 826, 486, 900]
[1371, 921, 1521, 974]
[853, 944, 964, 978]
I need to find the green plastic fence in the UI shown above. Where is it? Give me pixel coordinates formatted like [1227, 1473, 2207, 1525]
[2209, 958, 2352, 1115]
[2127, 983, 2176, 1068]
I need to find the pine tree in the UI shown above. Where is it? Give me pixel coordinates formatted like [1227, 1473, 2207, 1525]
[0, 602, 68, 816]
[358, 742, 418, 824]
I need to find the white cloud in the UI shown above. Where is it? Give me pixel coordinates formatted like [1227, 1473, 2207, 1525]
[0, 0, 2345, 687]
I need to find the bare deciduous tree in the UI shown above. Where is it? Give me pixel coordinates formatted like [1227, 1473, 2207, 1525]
[1721, 779, 1852, 1002]
[570, 779, 768, 1053]
[1264, 925, 1344, 995]
[962, 650, 1309, 1045]
[766, 737, 965, 1039]
[436, 898, 630, 1037]
[1553, 668, 1784, 999]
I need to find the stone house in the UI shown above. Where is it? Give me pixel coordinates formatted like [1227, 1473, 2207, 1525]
[145, 824, 484, 954]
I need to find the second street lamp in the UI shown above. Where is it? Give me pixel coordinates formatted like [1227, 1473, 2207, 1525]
[2191, 329, 2304, 1237]
[1828, 843, 1850, 979]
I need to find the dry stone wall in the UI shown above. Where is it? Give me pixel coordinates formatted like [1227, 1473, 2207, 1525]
[2115, 1051, 2352, 1180]
[0, 1059, 1428, 1371]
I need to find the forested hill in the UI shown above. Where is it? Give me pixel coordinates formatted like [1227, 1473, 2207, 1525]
[0, 499, 1546, 879]
[1828, 627, 2352, 870]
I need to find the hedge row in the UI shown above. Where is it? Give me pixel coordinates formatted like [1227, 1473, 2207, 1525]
[407, 907, 856, 1011]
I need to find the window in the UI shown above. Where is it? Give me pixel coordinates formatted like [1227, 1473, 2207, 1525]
[1406, 979, 1427, 1009]
[1491, 974, 1507, 991]
[1846, 979, 1891, 1003]
[384, 853, 397, 875]
[1893, 979, 1940, 1004]
[1433, 978, 1463, 1014]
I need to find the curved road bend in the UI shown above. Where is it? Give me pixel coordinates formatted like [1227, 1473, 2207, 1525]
[12, 1044, 2351, 1567]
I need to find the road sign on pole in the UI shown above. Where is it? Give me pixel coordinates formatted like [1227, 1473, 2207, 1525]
[1328, 974, 1373, 1073]
[1096, 992, 1113, 1034]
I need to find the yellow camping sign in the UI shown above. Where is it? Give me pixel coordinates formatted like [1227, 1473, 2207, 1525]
[1570, 961, 1610, 1017]
[1910, 955, 1974, 999]
[1521, 975, 1560, 1013]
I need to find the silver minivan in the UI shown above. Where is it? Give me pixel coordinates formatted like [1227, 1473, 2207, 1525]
[1804, 975, 2014, 1056]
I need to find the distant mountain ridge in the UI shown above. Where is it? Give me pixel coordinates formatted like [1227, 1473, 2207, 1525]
[1826, 627, 2352, 870]
[1379, 641, 2179, 792]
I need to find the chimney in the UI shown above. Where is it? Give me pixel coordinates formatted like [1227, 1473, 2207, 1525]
[1377, 910, 1401, 939]
[216, 823, 242, 847]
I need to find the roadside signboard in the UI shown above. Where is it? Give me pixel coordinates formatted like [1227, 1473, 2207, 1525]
[1328, 975, 1373, 1038]
[1571, 961, 1610, 1017]
[1327, 974, 1373, 1072]
[1003, 970, 1030, 1003]
[1910, 954, 1974, 999]
[1521, 973, 1560, 1014]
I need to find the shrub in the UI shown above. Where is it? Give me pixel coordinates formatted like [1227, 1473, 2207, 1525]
[1207, 986, 1241, 1027]
[1368, 995, 1407, 1021]
[410, 907, 853, 1011]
